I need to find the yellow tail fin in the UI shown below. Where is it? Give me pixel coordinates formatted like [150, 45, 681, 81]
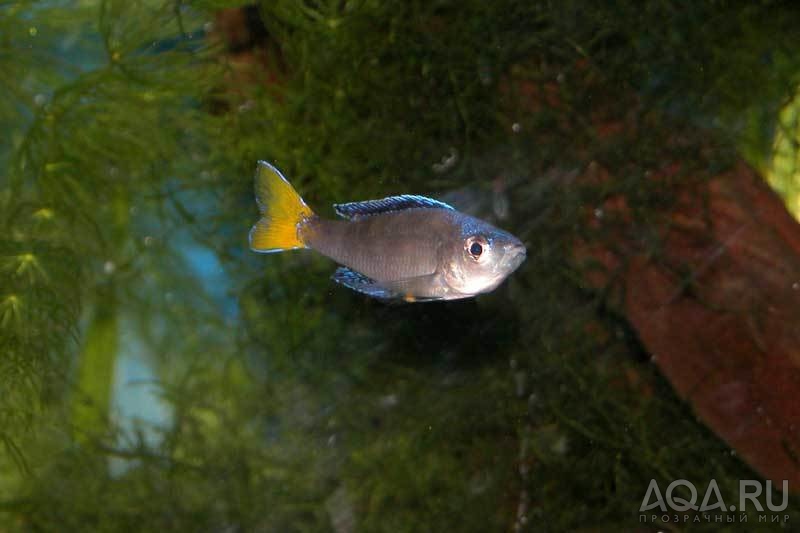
[249, 161, 315, 253]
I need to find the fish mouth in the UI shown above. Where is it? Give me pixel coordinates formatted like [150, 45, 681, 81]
[508, 242, 526, 257]
[501, 242, 527, 272]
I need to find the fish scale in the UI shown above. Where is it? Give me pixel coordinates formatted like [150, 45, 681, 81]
[309, 211, 441, 281]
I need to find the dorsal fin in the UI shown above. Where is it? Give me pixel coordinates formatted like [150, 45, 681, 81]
[333, 195, 454, 220]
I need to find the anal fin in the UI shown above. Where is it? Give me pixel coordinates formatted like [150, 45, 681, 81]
[332, 267, 397, 300]
[332, 267, 447, 302]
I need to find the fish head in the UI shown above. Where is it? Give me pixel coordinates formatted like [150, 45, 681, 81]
[442, 214, 527, 296]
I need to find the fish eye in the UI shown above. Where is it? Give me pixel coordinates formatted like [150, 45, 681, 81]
[465, 236, 488, 260]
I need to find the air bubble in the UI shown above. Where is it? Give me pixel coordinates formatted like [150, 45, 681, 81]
[432, 148, 458, 173]
[514, 371, 526, 397]
[379, 394, 398, 408]
[551, 435, 568, 454]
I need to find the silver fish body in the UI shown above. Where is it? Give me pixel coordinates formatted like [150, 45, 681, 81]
[249, 161, 526, 302]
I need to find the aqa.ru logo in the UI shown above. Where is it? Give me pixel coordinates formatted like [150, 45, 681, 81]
[639, 479, 789, 525]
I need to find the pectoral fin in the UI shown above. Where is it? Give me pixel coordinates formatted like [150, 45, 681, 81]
[332, 267, 445, 302]
[381, 274, 447, 302]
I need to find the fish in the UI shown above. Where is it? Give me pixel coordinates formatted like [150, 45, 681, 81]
[248, 161, 526, 302]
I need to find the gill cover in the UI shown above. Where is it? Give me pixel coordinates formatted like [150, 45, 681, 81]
[249, 161, 314, 253]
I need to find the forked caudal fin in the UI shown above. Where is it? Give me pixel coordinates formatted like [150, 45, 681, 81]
[249, 161, 315, 253]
